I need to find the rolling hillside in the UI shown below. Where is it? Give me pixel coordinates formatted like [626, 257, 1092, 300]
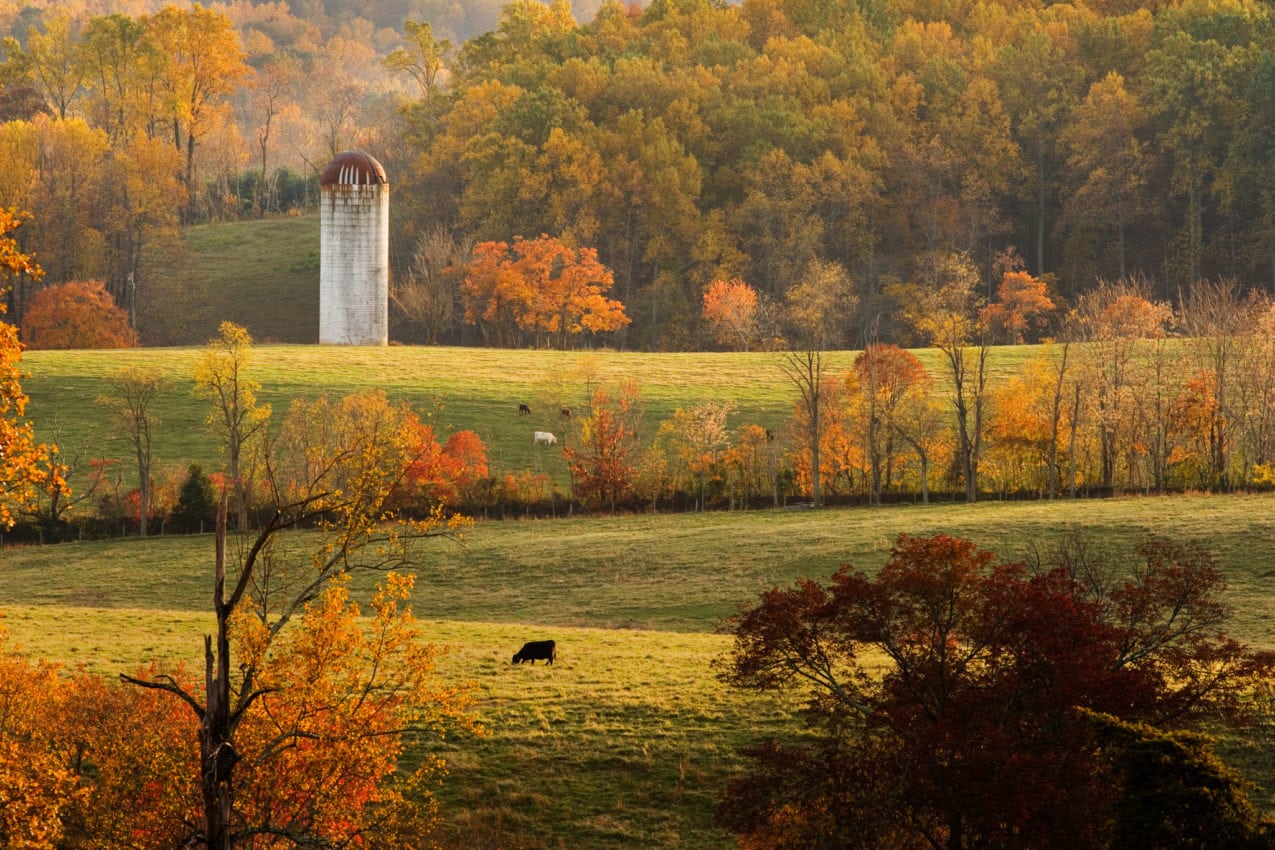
[5, 494, 1275, 848]
[138, 215, 320, 346]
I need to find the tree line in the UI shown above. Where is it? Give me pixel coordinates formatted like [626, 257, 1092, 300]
[394, 0, 1275, 350]
[17, 273, 1275, 539]
[0, 0, 1273, 350]
[553, 274, 1275, 513]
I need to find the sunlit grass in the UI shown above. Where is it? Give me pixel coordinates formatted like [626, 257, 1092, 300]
[6, 490, 1275, 847]
[12, 340, 1275, 847]
[1, 607, 799, 850]
[21, 341, 1066, 497]
[7, 493, 1275, 645]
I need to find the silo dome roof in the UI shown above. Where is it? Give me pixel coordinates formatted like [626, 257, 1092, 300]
[320, 150, 387, 186]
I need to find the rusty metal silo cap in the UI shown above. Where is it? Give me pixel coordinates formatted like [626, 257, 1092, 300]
[319, 150, 387, 186]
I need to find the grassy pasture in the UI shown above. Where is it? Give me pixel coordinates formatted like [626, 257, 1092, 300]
[21, 343, 1038, 494]
[139, 216, 321, 346]
[5, 494, 1275, 847]
[6, 494, 1275, 642]
[11, 345, 1275, 847]
[0, 607, 797, 850]
[22, 344, 846, 490]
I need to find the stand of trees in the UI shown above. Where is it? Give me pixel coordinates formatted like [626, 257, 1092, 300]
[0, 0, 1272, 350]
[397, 0, 1275, 350]
[719, 533, 1275, 849]
[2, 305, 479, 845]
[19, 274, 1275, 536]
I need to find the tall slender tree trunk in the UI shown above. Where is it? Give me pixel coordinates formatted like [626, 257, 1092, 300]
[202, 499, 237, 850]
[1047, 343, 1070, 500]
[781, 350, 825, 507]
[1069, 383, 1081, 498]
[136, 442, 150, 537]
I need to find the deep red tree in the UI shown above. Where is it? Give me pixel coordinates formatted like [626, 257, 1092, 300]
[718, 534, 1274, 850]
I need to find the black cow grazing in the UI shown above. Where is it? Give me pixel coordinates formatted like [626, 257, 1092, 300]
[560, 407, 572, 419]
[512, 639, 556, 665]
[519, 402, 531, 415]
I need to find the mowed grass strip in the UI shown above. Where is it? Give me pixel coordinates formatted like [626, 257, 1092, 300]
[5, 493, 1275, 643]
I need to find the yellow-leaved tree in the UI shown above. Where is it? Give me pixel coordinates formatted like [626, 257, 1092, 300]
[193, 322, 270, 531]
[127, 348, 477, 848]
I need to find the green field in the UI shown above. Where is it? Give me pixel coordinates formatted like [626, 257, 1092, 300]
[20, 343, 1037, 495]
[138, 216, 321, 346]
[5, 493, 1275, 847]
[9, 346, 1275, 847]
[21, 344, 847, 492]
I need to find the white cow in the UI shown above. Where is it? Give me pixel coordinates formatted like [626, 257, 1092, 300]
[533, 431, 557, 446]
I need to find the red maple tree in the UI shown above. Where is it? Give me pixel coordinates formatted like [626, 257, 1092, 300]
[719, 533, 1275, 850]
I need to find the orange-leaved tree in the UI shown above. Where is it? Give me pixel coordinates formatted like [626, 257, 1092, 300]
[228, 573, 479, 844]
[0, 208, 65, 531]
[724, 423, 778, 507]
[20, 280, 135, 349]
[123, 385, 474, 849]
[404, 420, 490, 509]
[462, 234, 629, 349]
[702, 278, 760, 351]
[985, 358, 1063, 494]
[1074, 279, 1174, 490]
[437, 429, 489, 503]
[0, 621, 84, 848]
[55, 666, 199, 847]
[846, 344, 931, 504]
[1167, 369, 1222, 490]
[980, 269, 1056, 344]
[564, 381, 643, 512]
[2, 583, 476, 848]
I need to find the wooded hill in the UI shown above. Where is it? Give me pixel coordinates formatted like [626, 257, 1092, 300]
[0, 0, 1272, 351]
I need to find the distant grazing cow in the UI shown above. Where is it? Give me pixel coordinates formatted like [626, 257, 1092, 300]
[559, 407, 572, 419]
[533, 431, 557, 446]
[518, 402, 531, 415]
[513, 639, 556, 665]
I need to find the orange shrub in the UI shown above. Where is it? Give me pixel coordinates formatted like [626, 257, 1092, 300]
[21, 280, 134, 349]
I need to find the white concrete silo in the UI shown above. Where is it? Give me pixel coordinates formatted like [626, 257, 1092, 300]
[319, 150, 389, 345]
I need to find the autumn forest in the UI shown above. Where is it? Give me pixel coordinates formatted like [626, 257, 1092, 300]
[0, 0, 1272, 352]
[5, 0, 1275, 847]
